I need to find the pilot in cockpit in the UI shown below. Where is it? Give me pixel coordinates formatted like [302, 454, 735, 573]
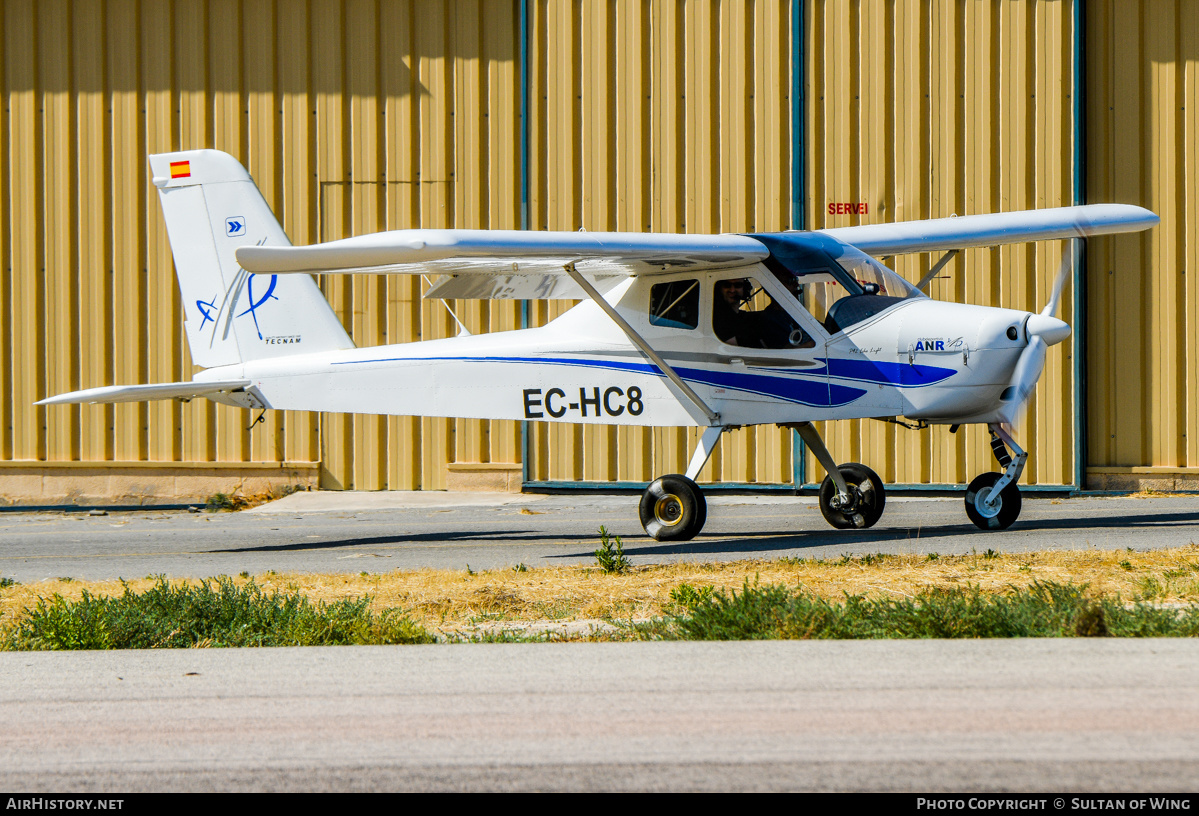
[758, 268, 814, 349]
[713, 278, 753, 346]
[713, 273, 815, 350]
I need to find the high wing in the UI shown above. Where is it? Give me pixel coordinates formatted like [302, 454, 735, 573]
[36, 380, 252, 406]
[236, 230, 768, 300]
[819, 204, 1158, 256]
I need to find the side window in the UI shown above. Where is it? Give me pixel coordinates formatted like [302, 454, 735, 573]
[713, 276, 815, 350]
[648, 279, 700, 330]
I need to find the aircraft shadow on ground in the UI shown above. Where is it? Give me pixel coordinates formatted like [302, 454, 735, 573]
[211, 508, 1199, 557]
[548, 509, 1199, 559]
[208, 529, 600, 554]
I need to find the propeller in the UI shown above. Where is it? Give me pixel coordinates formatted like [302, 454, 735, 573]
[998, 241, 1076, 427]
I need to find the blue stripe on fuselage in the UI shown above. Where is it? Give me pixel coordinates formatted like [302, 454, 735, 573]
[811, 357, 957, 387]
[331, 354, 868, 408]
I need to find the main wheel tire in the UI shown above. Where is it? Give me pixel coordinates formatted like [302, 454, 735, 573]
[818, 463, 886, 529]
[639, 474, 707, 541]
[964, 472, 1022, 530]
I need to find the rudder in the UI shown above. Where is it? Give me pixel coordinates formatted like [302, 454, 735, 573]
[149, 150, 354, 368]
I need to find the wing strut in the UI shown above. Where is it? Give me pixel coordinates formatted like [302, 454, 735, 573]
[562, 262, 720, 425]
[915, 249, 959, 293]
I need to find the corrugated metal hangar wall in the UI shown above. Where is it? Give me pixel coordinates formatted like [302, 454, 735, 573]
[0, 0, 1188, 502]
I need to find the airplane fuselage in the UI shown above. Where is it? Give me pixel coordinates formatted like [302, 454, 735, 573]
[204, 271, 1039, 429]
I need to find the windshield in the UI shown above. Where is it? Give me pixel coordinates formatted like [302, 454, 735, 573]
[748, 231, 923, 300]
[824, 241, 922, 299]
[747, 231, 924, 334]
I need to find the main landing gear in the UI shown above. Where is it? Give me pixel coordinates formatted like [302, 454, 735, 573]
[639, 473, 707, 541]
[817, 462, 886, 529]
[964, 423, 1026, 530]
[639, 425, 722, 541]
[637, 422, 887, 541]
[791, 422, 885, 530]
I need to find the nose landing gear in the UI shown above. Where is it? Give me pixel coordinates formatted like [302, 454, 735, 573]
[965, 424, 1027, 530]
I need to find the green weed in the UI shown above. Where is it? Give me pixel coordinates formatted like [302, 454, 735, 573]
[595, 526, 631, 574]
[205, 492, 248, 512]
[668, 582, 714, 612]
[1137, 576, 1167, 600]
[2, 576, 434, 650]
[637, 580, 1199, 641]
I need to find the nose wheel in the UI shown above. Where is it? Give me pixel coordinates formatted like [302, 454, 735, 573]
[964, 472, 1021, 530]
[964, 424, 1027, 530]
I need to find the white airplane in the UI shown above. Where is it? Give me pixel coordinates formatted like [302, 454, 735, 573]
[40, 150, 1158, 541]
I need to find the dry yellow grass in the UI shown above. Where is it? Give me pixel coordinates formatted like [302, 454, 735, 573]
[4, 545, 1199, 636]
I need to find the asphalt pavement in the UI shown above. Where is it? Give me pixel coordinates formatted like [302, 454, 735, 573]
[1, 490, 1198, 582]
[4, 639, 1199, 792]
[5, 490, 1199, 793]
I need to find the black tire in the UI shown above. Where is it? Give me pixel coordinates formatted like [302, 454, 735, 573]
[818, 463, 886, 529]
[639, 474, 707, 541]
[964, 472, 1022, 530]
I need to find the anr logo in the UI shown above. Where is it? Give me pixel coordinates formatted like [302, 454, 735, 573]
[225, 216, 245, 237]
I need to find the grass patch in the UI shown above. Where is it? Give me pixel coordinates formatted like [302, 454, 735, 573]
[205, 492, 251, 512]
[205, 484, 307, 512]
[636, 580, 1199, 641]
[1, 576, 433, 650]
[5, 547, 1199, 647]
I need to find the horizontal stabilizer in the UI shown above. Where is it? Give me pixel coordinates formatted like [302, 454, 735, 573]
[235, 229, 768, 281]
[820, 204, 1159, 256]
[37, 380, 252, 406]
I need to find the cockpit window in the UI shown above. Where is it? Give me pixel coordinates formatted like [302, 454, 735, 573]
[712, 276, 815, 349]
[648, 279, 699, 330]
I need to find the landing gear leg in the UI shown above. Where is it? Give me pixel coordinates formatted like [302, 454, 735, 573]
[786, 422, 886, 530]
[639, 425, 724, 541]
[964, 424, 1026, 530]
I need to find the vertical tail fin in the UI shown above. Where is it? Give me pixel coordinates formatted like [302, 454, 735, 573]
[149, 150, 354, 368]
